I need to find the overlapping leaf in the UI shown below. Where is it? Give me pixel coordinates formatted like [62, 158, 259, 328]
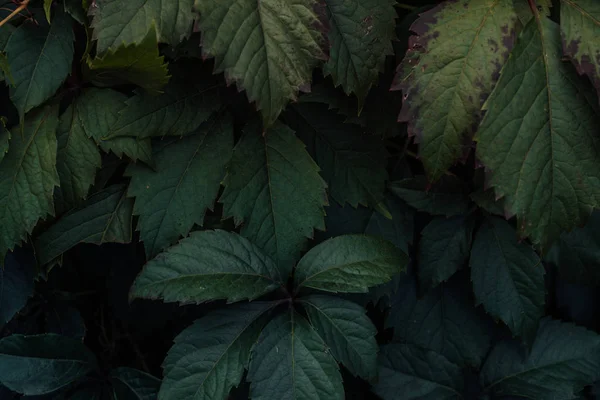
[389, 176, 469, 216]
[475, 16, 600, 250]
[110, 367, 160, 400]
[0, 249, 35, 329]
[195, 0, 328, 125]
[393, 0, 519, 181]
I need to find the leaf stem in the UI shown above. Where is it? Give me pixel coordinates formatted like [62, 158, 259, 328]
[527, 0, 538, 15]
[0, 0, 29, 28]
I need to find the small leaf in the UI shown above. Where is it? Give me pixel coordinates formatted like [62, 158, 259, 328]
[195, 0, 328, 125]
[0, 334, 97, 396]
[131, 230, 283, 304]
[418, 216, 474, 291]
[294, 235, 408, 293]
[126, 115, 233, 258]
[35, 185, 133, 265]
[0, 107, 60, 263]
[389, 176, 469, 216]
[5, 10, 74, 119]
[160, 302, 277, 400]
[86, 25, 169, 93]
[44, 0, 53, 22]
[0, 121, 9, 163]
[110, 367, 160, 400]
[300, 295, 378, 380]
[481, 318, 600, 399]
[0, 248, 35, 329]
[470, 217, 544, 344]
[373, 343, 464, 400]
[90, 0, 194, 54]
[248, 310, 344, 400]
[220, 120, 328, 277]
[64, 0, 87, 24]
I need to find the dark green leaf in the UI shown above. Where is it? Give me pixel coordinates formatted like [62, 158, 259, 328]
[470, 189, 506, 217]
[389, 176, 469, 216]
[0, 248, 35, 329]
[110, 367, 160, 400]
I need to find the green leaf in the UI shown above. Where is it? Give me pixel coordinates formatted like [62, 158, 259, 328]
[64, 0, 87, 25]
[195, 0, 328, 125]
[0, 107, 59, 263]
[248, 310, 344, 400]
[110, 367, 160, 400]
[387, 275, 494, 369]
[102, 78, 222, 140]
[0, 334, 97, 395]
[44, 0, 53, 22]
[470, 217, 544, 344]
[389, 176, 469, 216]
[475, 16, 600, 251]
[514, 0, 552, 24]
[284, 102, 388, 207]
[546, 210, 600, 285]
[418, 216, 474, 291]
[294, 234, 408, 293]
[561, 0, 600, 95]
[220, 120, 327, 277]
[72, 88, 152, 163]
[0, 249, 35, 329]
[481, 318, 600, 399]
[56, 100, 102, 207]
[393, 0, 519, 181]
[470, 189, 506, 217]
[126, 115, 233, 258]
[5, 10, 74, 119]
[160, 301, 277, 400]
[131, 230, 283, 304]
[373, 343, 464, 400]
[300, 295, 378, 380]
[322, 0, 396, 105]
[86, 25, 169, 93]
[35, 185, 133, 265]
[90, 0, 194, 54]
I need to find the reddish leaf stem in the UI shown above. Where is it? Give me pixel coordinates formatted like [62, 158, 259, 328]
[527, 0, 538, 15]
[0, 0, 29, 28]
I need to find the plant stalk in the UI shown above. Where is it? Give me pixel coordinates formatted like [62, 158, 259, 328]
[0, 0, 29, 28]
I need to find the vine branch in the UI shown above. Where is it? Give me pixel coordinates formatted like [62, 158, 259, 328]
[0, 0, 30, 28]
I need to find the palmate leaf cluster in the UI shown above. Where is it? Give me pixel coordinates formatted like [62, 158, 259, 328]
[0, 0, 600, 399]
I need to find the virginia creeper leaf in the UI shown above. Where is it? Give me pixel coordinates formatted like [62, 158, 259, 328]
[0, 248, 35, 329]
[86, 25, 169, 93]
[389, 176, 469, 216]
[475, 17, 600, 251]
[160, 302, 277, 400]
[418, 216, 474, 291]
[131, 230, 283, 304]
[374, 343, 464, 400]
[0, 107, 59, 263]
[481, 318, 600, 399]
[248, 310, 344, 400]
[220, 120, 328, 277]
[470, 217, 544, 344]
[393, 0, 518, 181]
[470, 188, 506, 217]
[126, 115, 233, 258]
[35, 185, 134, 265]
[5, 10, 74, 119]
[300, 295, 378, 380]
[322, 0, 396, 105]
[110, 367, 160, 400]
[0, 334, 97, 396]
[64, 0, 88, 25]
[284, 102, 388, 207]
[90, 0, 194, 54]
[195, 0, 328, 125]
[561, 0, 600, 96]
[294, 234, 408, 293]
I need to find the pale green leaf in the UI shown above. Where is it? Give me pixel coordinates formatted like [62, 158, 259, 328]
[0, 107, 59, 263]
[160, 302, 277, 400]
[131, 230, 283, 304]
[470, 217, 544, 344]
[110, 367, 160, 400]
[300, 295, 378, 380]
[481, 318, 600, 399]
[195, 0, 328, 125]
[248, 310, 344, 400]
[284, 102, 388, 207]
[389, 176, 469, 216]
[44, 0, 53, 22]
[5, 10, 74, 118]
[294, 235, 408, 293]
[475, 17, 600, 250]
[126, 115, 233, 258]
[220, 120, 327, 277]
[322, 0, 396, 105]
[393, 0, 519, 181]
[0, 249, 35, 329]
[374, 343, 464, 400]
[35, 185, 133, 265]
[90, 0, 194, 54]
[0, 334, 97, 396]
[86, 25, 169, 93]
